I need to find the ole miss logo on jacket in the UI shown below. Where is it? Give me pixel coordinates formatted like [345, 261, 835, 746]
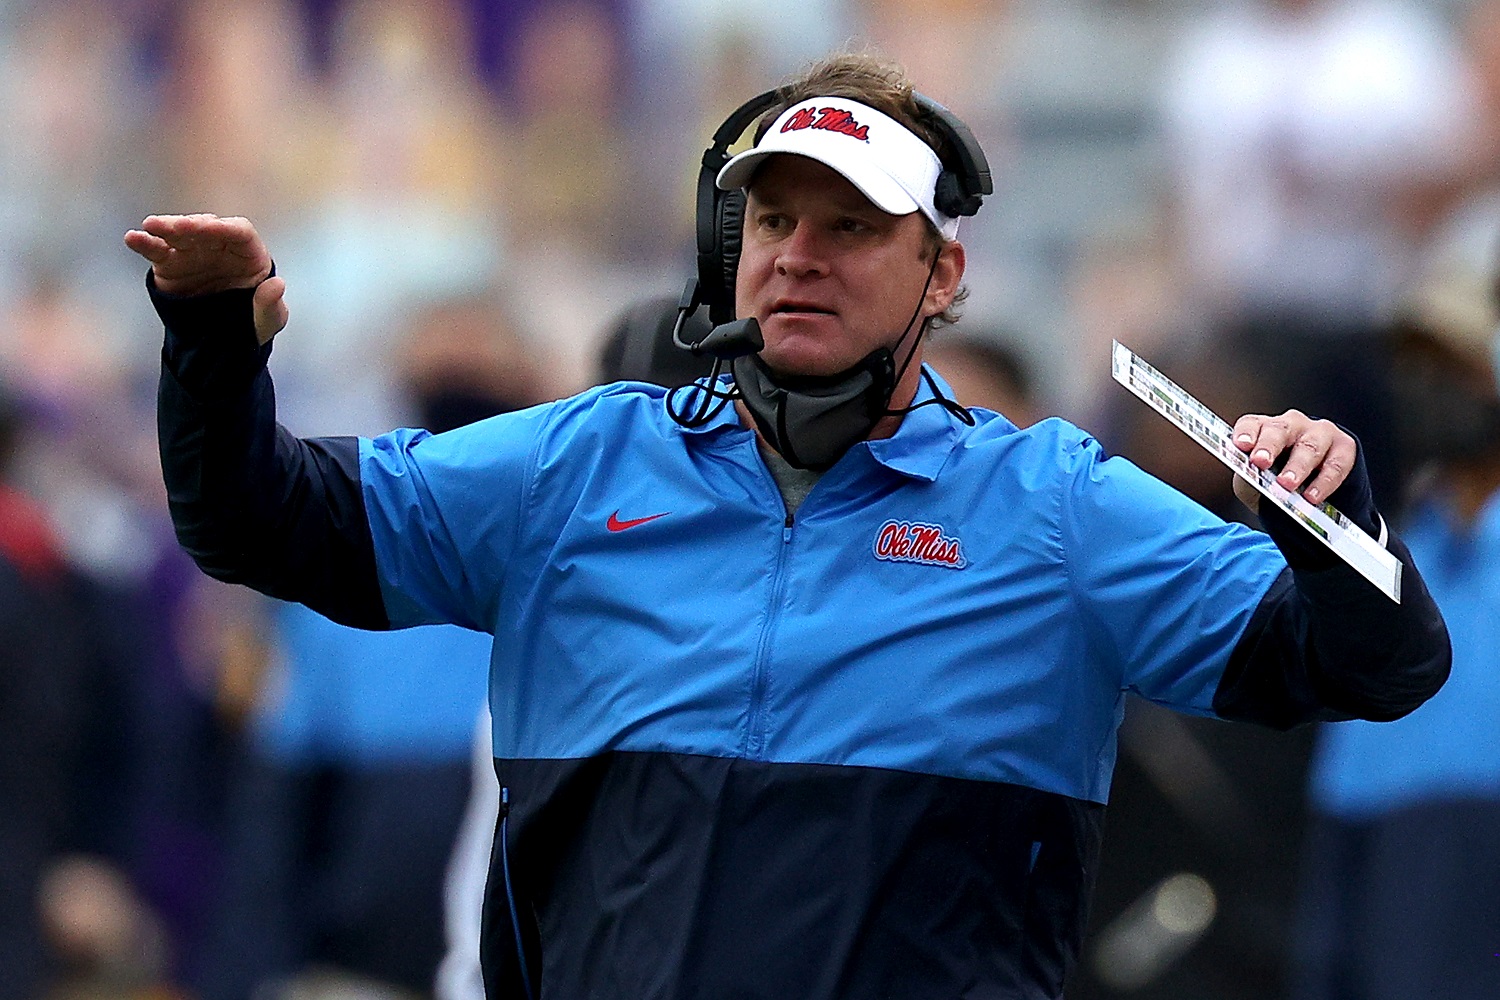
[873, 519, 966, 569]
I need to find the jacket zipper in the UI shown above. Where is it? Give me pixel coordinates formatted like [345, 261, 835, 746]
[744, 513, 793, 758]
[499, 786, 536, 1000]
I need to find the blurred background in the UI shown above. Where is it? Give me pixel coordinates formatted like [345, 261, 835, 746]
[3, 0, 1499, 998]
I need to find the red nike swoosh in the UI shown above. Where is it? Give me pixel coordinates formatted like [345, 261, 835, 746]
[606, 510, 671, 532]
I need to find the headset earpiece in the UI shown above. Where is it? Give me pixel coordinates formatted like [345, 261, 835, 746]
[696, 89, 783, 330]
[934, 172, 981, 220]
[715, 188, 745, 326]
[913, 93, 992, 222]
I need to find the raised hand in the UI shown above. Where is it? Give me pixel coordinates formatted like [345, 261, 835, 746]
[124, 214, 287, 344]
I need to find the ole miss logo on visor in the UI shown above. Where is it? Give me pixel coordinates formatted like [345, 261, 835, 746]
[873, 519, 967, 570]
[781, 105, 870, 142]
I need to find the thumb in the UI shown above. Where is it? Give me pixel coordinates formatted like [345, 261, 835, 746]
[1233, 473, 1261, 516]
[252, 277, 289, 345]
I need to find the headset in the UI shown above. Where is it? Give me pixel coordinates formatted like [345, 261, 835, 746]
[685, 86, 995, 331]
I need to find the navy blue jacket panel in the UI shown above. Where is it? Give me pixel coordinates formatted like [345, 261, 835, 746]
[483, 752, 1102, 1000]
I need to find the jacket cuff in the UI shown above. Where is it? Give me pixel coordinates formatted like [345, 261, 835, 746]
[148, 267, 274, 404]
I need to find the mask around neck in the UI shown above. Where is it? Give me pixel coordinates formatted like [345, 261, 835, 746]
[731, 349, 896, 470]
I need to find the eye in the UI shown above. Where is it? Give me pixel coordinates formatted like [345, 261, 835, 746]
[755, 212, 788, 233]
[836, 216, 872, 235]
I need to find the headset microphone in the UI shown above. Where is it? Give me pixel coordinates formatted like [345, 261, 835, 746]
[670, 279, 765, 360]
[693, 318, 764, 359]
[667, 279, 762, 428]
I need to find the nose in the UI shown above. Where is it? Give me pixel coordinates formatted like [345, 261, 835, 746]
[774, 222, 829, 280]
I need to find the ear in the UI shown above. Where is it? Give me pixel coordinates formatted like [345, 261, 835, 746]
[924, 241, 966, 318]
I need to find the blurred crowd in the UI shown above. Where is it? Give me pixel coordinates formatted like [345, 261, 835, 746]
[3, 0, 1499, 998]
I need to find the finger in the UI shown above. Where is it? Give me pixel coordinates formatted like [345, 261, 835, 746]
[1247, 410, 1307, 471]
[1272, 423, 1335, 492]
[1232, 414, 1266, 454]
[253, 276, 289, 345]
[140, 216, 212, 254]
[1299, 431, 1357, 504]
[141, 214, 202, 238]
[1247, 417, 1291, 470]
[143, 213, 244, 247]
[124, 230, 173, 264]
[200, 216, 262, 249]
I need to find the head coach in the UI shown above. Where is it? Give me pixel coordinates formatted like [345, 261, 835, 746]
[128, 53, 1448, 1000]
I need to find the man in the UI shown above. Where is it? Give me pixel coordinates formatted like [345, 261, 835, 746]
[0, 382, 89, 999]
[128, 54, 1448, 1000]
[1291, 235, 1500, 1000]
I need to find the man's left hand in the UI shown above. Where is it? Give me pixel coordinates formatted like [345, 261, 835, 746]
[1230, 409, 1358, 513]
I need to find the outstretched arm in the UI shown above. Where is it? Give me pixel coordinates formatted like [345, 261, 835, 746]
[128, 214, 390, 630]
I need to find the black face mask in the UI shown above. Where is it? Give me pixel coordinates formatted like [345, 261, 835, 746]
[418, 387, 526, 434]
[731, 348, 897, 470]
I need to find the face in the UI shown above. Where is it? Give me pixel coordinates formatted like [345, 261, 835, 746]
[734, 155, 963, 380]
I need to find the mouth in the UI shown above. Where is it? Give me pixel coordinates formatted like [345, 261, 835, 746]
[769, 301, 839, 319]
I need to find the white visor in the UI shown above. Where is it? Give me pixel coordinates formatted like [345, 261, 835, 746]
[716, 97, 960, 241]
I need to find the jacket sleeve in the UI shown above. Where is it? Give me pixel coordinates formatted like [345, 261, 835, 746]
[1212, 443, 1451, 728]
[152, 271, 391, 630]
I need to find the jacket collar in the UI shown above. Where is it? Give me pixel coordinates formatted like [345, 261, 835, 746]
[862, 365, 964, 482]
[668, 376, 742, 436]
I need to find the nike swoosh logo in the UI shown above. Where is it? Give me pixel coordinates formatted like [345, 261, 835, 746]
[606, 510, 671, 532]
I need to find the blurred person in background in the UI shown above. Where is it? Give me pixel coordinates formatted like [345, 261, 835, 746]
[0, 0, 155, 320]
[1290, 219, 1500, 1000]
[1061, 228, 1189, 426]
[504, 1, 627, 255]
[1431, 0, 1500, 211]
[197, 293, 542, 1000]
[0, 380, 89, 999]
[921, 329, 1042, 428]
[496, 0, 687, 379]
[593, 294, 716, 388]
[4, 255, 241, 995]
[245, 0, 516, 435]
[151, 0, 323, 228]
[0, 362, 199, 998]
[1159, 0, 1484, 509]
[856, 0, 1008, 113]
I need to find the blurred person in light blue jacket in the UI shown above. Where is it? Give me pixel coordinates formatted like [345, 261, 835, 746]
[198, 293, 543, 1000]
[1293, 215, 1500, 1000]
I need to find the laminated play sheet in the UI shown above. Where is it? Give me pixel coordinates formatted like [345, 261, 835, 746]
[1111, 340, 1401, 603]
